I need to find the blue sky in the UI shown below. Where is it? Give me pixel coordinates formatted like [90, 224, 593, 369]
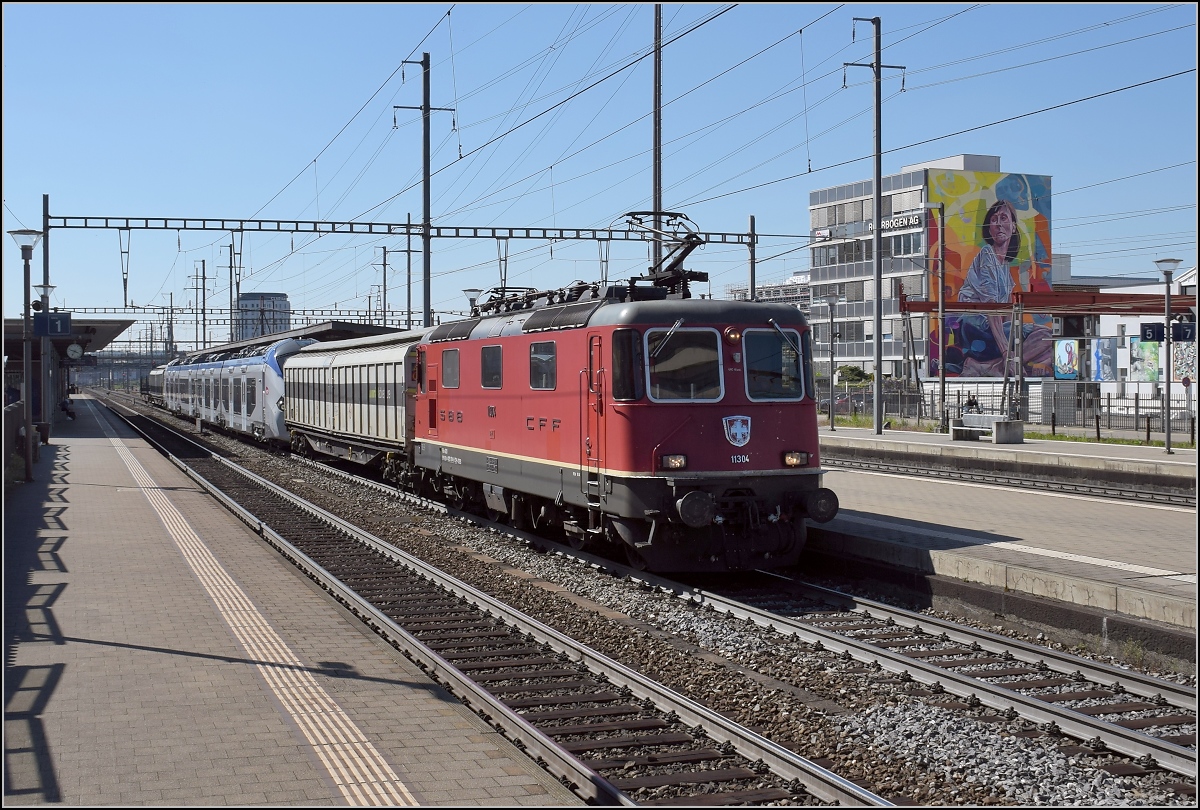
[3, 3, 1196, 348]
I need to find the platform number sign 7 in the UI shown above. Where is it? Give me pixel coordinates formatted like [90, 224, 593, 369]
[1172, 322, 1196, 342]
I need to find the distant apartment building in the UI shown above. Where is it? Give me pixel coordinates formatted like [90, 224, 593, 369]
[724, 272, 811, 308]
[236, 292, 291, 341]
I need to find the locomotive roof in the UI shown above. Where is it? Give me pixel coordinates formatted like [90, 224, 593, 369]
[585, 297, 809, 328]
[291, 298, 810, 354]
[455, 296, 810, 340]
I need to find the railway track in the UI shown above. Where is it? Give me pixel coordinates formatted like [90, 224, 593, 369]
[101, 396, 887, 806]
[290, 449, 1199, 800]
[671, 576, 1196, 776]
[100, 391, 1196, 804]
[273, 441, 1197, 782]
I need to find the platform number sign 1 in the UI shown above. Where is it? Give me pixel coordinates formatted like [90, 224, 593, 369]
[33, 312, 72, 337]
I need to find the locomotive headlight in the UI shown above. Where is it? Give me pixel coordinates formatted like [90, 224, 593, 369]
[723, 326, 742, 345]
[660, 454, 688, 470]
[783, 451, 809, 467]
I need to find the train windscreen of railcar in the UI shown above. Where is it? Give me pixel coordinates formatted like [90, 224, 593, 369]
[744, 329, 803, 400]
[646, 328, 721, 400]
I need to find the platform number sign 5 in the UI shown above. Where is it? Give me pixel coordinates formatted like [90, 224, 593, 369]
[1139, 323, 1165, 343]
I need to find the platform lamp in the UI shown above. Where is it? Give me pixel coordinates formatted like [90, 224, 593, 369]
[824, 292, 840, 430]
[9, 228, 44, 482]
[923, 201, 947, 432]
[463, 288, 483, 316]
[1154, 257, 1182, 454]
[34, 281, 55, 430]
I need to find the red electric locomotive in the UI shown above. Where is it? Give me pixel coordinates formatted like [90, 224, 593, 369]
[285, 238, 837, 572]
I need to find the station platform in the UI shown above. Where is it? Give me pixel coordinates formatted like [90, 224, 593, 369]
[810, 426, 1197, 660]
[3, 396, 582, 806]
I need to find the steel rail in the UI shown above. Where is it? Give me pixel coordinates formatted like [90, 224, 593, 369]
[102, 401, 628, 806]
[226, 456, 891, 807]
[790, 580, 1196, 711]
[292, 454, 1197, 774]
[107, 400, 889, 806]
[613, 566, 1197, 778]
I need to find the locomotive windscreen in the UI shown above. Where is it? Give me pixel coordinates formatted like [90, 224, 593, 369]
[745, 330, 804, 399]
[646, 329, 721, 400]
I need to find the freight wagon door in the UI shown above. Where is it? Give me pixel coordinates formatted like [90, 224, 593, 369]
[582, 333, 605, 503]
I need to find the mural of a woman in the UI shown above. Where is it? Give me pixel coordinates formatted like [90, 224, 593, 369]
[960, 200, 1018, 304]
[949, 198, 1052, 377]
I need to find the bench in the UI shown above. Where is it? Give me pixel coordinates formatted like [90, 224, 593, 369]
[950, 413, 1024, 444]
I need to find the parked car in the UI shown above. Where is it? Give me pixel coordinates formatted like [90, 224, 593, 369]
[819, 394, 851, 414]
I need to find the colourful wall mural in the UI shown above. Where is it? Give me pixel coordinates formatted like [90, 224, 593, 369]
[926, 170, 1053, 379]
[1173, 340, 1196, 383]
[1129, 339, 1159, 382]
[1054, 340, 1080, 380]
[1091, 338, 1117, 382]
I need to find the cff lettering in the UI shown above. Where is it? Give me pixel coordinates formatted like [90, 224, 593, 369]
[526, 416, 562, 431]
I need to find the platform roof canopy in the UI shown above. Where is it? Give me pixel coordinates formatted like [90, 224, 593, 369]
[3, 317, 136, 365]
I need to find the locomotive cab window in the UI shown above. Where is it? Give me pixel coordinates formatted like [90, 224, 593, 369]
[481, 345, 503, 389]
[611, 329, 644, 401]
[530, 342, 556, 390]
[744, 328, 804, 400]
[645, 327, 722, 401]
[442, 349, 460, 388]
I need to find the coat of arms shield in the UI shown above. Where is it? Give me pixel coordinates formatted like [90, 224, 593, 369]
[722, 415, 751, 447]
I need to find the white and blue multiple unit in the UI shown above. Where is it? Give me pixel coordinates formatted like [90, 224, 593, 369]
[162, 337, 315, 443]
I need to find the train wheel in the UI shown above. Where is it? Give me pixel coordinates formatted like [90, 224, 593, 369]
[624, 544, 649, 571]
[567, 532, 587, 551]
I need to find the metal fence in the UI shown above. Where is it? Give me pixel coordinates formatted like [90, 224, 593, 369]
[821, 379, 1198, 440]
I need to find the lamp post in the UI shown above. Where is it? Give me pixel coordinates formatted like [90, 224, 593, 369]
[463, 288, 483, 315]
[923, 201, 947, 432]
[34, 282, 55, 430]
[1154, 257, 1182, 454]
[9, 228, 44, 482]
[824, 292, 840, 430]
